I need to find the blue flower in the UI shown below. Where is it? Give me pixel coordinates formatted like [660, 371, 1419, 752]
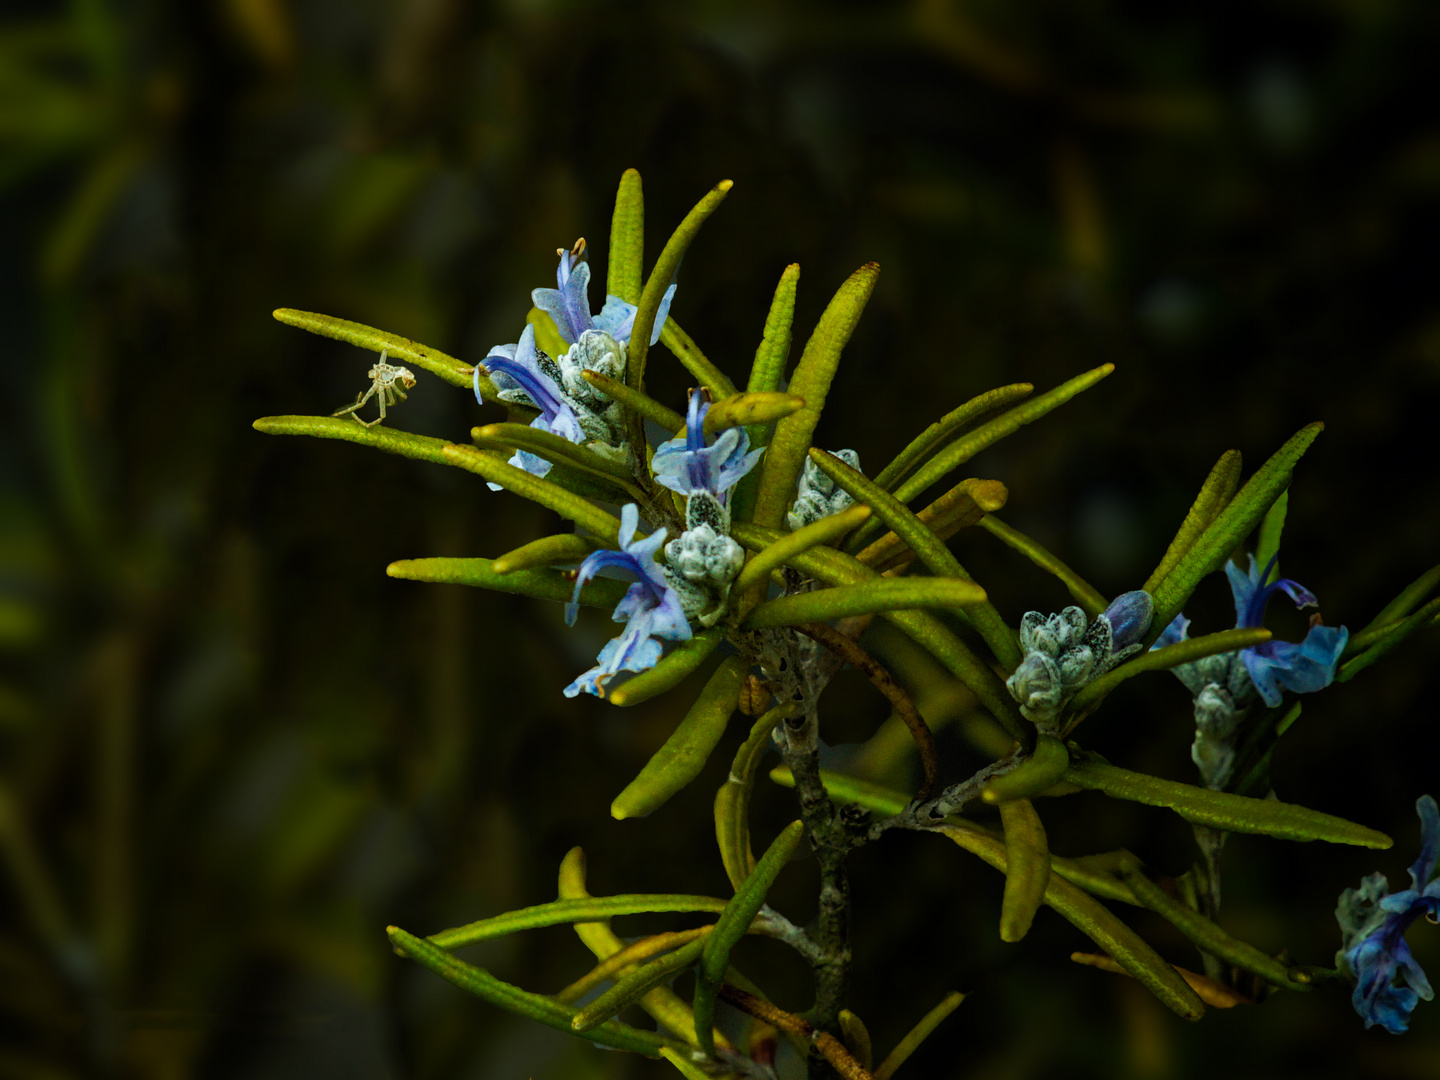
[478, 324, 585, 482]
[532, 240, 676, 348]
[1338, 795, 1440, 1034]
[651, 390, 764, 500]
[563, 504, 692, 699]
[1225, 554, 1349, 707]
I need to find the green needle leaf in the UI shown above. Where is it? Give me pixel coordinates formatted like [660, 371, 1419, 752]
[693, 820, 808, 1056]
[611, 656, 747, 819]
[272, 308, 475, 391]
[998, 798, 1051, 943]
[977, 516, 1108, 618]
[1362, 562, 1440, 635]
[807, 448, 1021, 669]
[427, 895, 731, 950]
[982, 735, 1070, 804]
[581, 369, 685, 431]
[1066, 627, 1273, 718]
[572, 937, 709, 1033]
[254, 414, 465, 468]
[472, 422, 640, 487]
[893, 365, 1115, 505]
[629, 180, 734, 394]
[660, 1048, 718, 1080]
[732, 505, 872, 598]
[750, 263, 881, 530]
[733, 263, 802, 524]
[733, 522, 1025, 740]
[716, 704, 794, 891]
[386, 926, 678, 1056]
[492, 533, 595, 574]
[873, 992, 965, 1080]
[387, 557, 625, 609]
[702, 392, 806, 436]
[1142, 450, 1242, 594]
[609, 168, 645, 302]
[1063, 754, 1392, 847]
[852, 478, 1009, 569]
[441, 444, 626, 543]
[657, 319, 738, 401]
[936, 824, 1205, 1020]
[1337, 595, 1440, 684]
[1254, 488, 1289, 584]
[1149, 424, 1323, 643]
[741, 578, 988, 629]
[1117, 859, 1311, 992]
[873, 383, 1035, 493]
[606, 629, 726, 708]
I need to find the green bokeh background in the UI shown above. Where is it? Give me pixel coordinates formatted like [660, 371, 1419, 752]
[1, 1, 1437, 1077]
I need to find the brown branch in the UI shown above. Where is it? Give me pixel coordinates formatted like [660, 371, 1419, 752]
[794, 622, 939, 802]
[718, 985, 874, 1080]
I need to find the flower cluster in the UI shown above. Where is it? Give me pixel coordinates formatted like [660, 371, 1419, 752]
[651, 388, 763, 625]
[563, 504, 691, 699]
[1337, 795, 1440, 1033]
[1005, 590, 1153, 730]
[1152, 553, 1348, 788]
[787, 450, 860, 531]
[475, 239, 676, 481]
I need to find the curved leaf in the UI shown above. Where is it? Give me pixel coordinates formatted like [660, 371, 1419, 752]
[440, 443, 626, 543]
[716, 704, 794, 891]
[607, 629, 726, 708]
[386, 557, 625, 609]
[492, 533, 595, 574]
[428, 895, 730, 950]
[272, 308, 474, 390]
[1141, 450, 1242, 594]
[873, 383, 1035, 493]
[1066, 627, 1272, 717]
[998, 798, 1050, 942]
[741, 578, 987, 629]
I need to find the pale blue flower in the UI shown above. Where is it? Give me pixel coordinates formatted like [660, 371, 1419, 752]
[478, 324, 585, 483]
[563, 504, 692, 699]
[651, 390, 764, 500]
[1226, 554, 1348, 707]
[1338, 795, 1440, 1034]
[533, 242, 676, 347]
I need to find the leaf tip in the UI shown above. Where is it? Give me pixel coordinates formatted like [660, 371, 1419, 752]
[717, 178, 734, 193]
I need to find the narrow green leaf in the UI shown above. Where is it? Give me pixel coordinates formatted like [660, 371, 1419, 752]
[694, 820, 808, 1055]
[254, 414, 464, 468]
[893, 365, 1115, 505]
[733, 263, 802, 524]
[386, 926, 677, 1056]
[703, 392, 805, 437]
[731, 505, 872, 595]
[1363, 562, 1440, 634]
[608, 168, 645, 302]
[607, 629, 726, 708]
[1337, 595, 1440, 684]
[1254, 488, 1289, 584]
[1067, 627, 1273, 716]
[839, 1010, 874, 1072]
[428, 895, 730, 950]
[611, 656, 746, 819]
[732, 523, 1025, 739]
[557, 849, 710, 1050]
[572, 937, 709, 1032]
[807, 448, 1021, 669]
[937, 825, 1205, 1020]
[1149, 424, 1323, 643]
[386, 557, 625, 609]
[657, 319, 738, 401]
[661, 1047, 717, 1080]
[1142, 450, 1242, 594]
[440, 444, 626, 543]
[1117, 860, 1310, 991]
[581, 369, 685, 431]
[492, 533, 595, 574]
[716, 704, 794, 891]
[852, 478, 1009, 569]
[873, 992, 965, 1080]
[741, 578, 987, 630]
[472, 422, 639, 486]
[750, 264, 881, 530]
[629, 180, 734, 394]
[998, 798, 1051, 942]
[272, 309, 474, 391]
[978, 516, 1108, 618]
[1063, 754, 1392, 847]
[873, 383, 1035, 493]
[982, 735, 1070, 804]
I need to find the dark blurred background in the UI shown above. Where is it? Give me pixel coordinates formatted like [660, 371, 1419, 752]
[1, 1, 1437, 1077]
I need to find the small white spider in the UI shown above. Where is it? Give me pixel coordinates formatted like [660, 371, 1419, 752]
[333, 350, 417, 428]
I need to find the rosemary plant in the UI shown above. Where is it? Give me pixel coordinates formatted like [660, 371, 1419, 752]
[256, 171, 1440, 1078]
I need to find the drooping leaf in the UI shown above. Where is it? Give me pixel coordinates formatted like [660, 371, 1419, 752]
[715, 705, 794, 891]
[998, 798, 1051, 942]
